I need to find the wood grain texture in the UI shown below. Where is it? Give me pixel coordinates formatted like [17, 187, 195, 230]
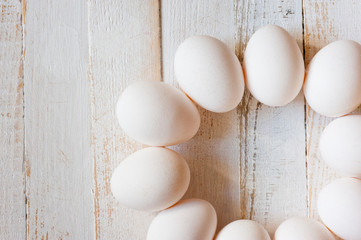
[304, 0, 361, 221]
[235, 0, 307, 235]
[88, 0, 161, 239]
[0, 1, 25, 239]
[24, 0, 94, 239]
[161, 0, 241, 231]
[2, 1, 359, 238]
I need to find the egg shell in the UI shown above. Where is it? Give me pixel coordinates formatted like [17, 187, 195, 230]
[274, 217, 335, 240]
[320, 115, 361, 178]
[215, 220, 270, 240]
[243, 25, 304, 106]
[116, 80, 200, 146]
[110, 147, 190, 212]
[174, 35, 244, 113]
[304, 40, 361, 117]
[318, 178, 361, 240]
[147, 198, 217, 240]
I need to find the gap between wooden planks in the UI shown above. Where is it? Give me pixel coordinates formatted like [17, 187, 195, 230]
[1, 0, 361, 239]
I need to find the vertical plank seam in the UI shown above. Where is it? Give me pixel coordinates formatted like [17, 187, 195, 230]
[235, 0, 250, 220]
[234, 0, 242, 219]
[86, 0, 99, 238]
[21, 0, 27, 239]
[301, 0, 309, 217]
[234, 0, 240, 219]
[158, 0, 163, 82]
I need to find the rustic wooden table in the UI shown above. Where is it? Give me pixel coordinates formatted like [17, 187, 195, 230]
[1, 0, 360, 239]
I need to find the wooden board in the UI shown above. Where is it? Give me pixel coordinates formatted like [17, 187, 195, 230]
[235, 0, 307, 235]
[161, 0, 241, 231]
[0, 1, 25, 239]
[88, 0, 161, 239]
[304, 0, 361, 221]
[24, 0, 94, 239]
[1, 0, 361, 239]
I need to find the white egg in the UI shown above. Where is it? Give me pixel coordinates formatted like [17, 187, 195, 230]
[320, 115, 361, 178]
[304, 40, 361, 117]
[174, 35, 244, 113]
[110, 147, 190, 212]
[116, 80, 200, 146]
[147, 198, 217, 240]
[243, 25, 304, 106]
[318, 178, 361, 240]
[215, 220, 270, 240]
[274, 217, 335, 240]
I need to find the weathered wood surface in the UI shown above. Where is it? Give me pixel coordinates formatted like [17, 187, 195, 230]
[0, 1, 25, 239]
[1, 0, 360, 239]
[236, 0, 307, 236]
[162, 0, 241, 232]
[88, 0, 161, 239]
[304, 0, 361, 222]
[24, 0, 94, 239]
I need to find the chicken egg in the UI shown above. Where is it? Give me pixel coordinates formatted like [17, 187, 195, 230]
[243, 25, 304, 106]
[174, 35, 244, 113]
[320, 115, 361, 178]
[111, 147, 190, 212]
[318, 178, 361, 240]
[215, 220, 270, 240]
[147, 198, 217, 240]
[304, 40, 361, 117]
[116, 80, 200, 146]
[274, 217, 335, 240]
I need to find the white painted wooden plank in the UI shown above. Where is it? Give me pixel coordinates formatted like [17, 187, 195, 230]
[0, 1, 25, 239]
[161, 0, 241, 231]
[88, 0, 161, 239]
[304, 0, 361, 221]
[235, 0, 307, 236]
[24, 1, 94, 239]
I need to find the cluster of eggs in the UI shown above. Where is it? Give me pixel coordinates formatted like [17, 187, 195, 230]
[111, 25, 361, 240]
